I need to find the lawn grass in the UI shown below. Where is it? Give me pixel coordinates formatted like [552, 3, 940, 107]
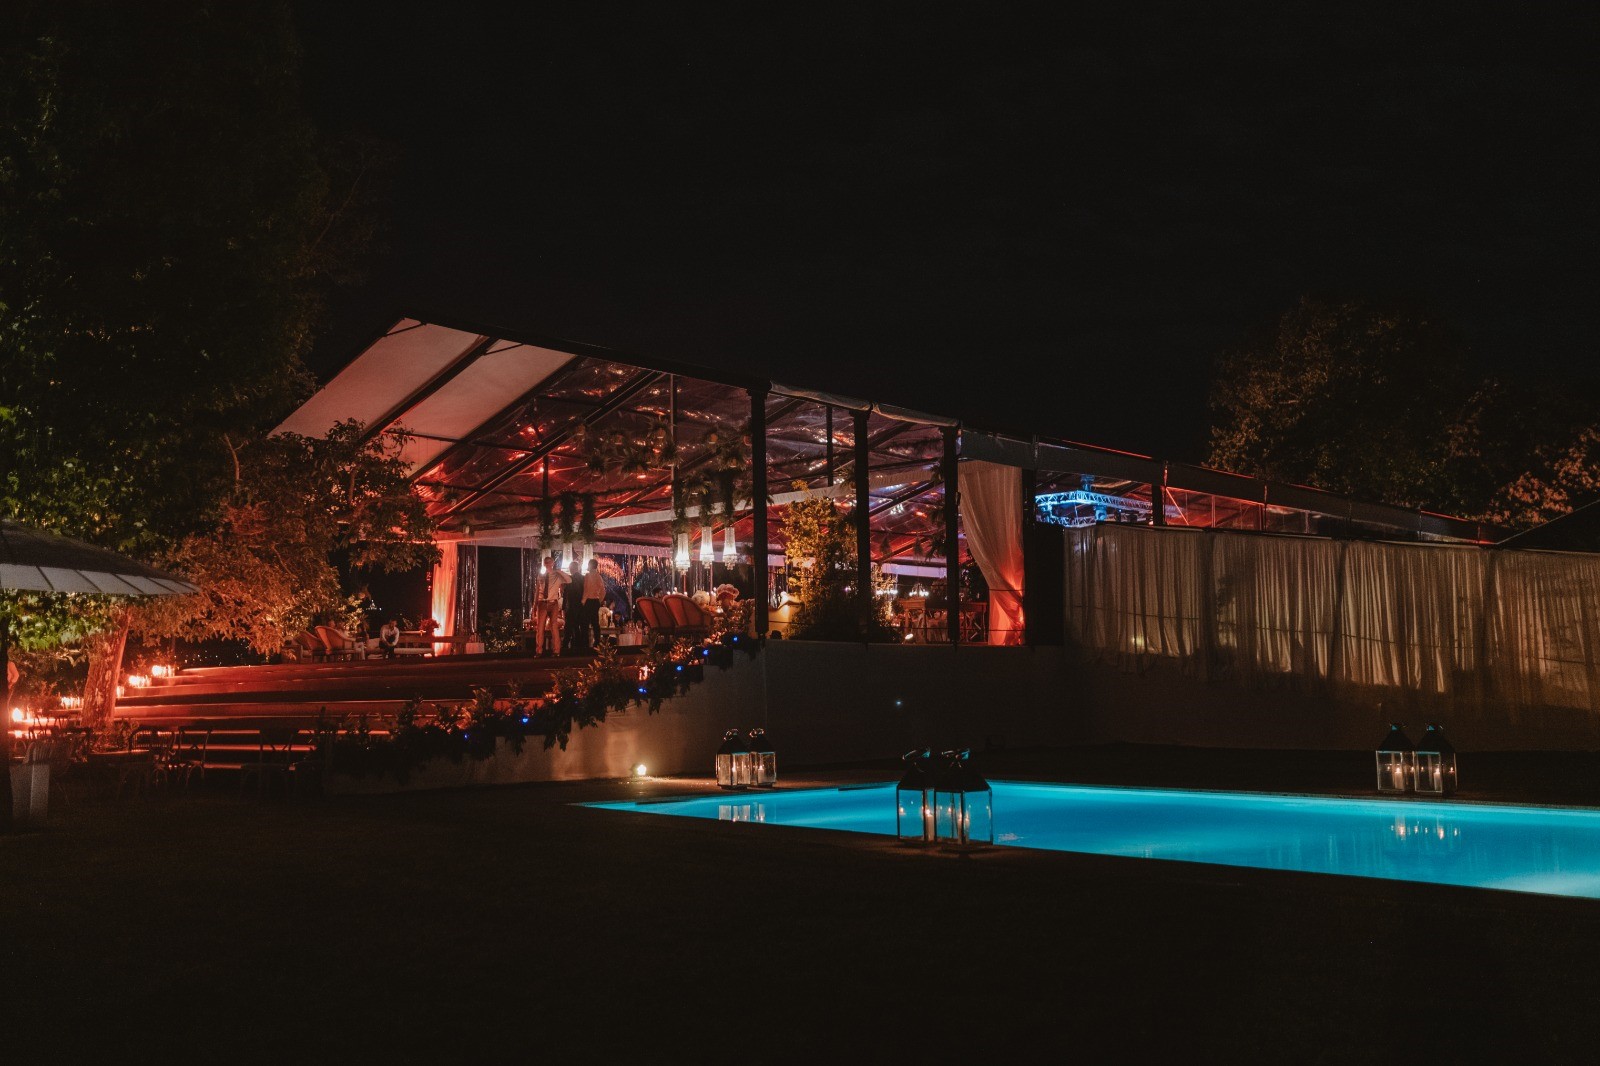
[5, 749, 1600, 1062]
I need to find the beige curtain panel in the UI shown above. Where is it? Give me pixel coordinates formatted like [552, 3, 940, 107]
[430, 543, 459, 638]
[1064, 524, 1600, 720]
[959, 460, 1026, 644]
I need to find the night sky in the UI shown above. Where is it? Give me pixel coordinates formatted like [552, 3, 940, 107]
[292, 3, 1598, 460]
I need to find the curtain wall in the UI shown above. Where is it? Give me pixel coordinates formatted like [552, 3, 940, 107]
[430, 545, 459, 638]
[959, 460, 1025, 644]
[1065, 524, 1600, 722]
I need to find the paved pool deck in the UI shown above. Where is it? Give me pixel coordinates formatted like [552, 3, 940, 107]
[5, 745, 1600, 1061]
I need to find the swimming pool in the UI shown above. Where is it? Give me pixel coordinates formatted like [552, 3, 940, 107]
[587, 781, 1600, 899]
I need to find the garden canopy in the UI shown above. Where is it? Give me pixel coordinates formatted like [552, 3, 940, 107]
[278, 316, 1500, 643]
[280, 316, 1496, 557]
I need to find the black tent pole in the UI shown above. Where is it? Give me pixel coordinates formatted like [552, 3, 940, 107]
[750, 388, 769, 640]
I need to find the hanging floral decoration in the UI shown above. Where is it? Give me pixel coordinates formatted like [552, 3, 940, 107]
[912, 489, 950, 559]
[579, 492, 598, 545]
[582, 419, 679, 474]
[557, 492, 578, 547]
[717, 469, 737, 530]
[670, 479, 690, 539]
[536, 497, 555, 551]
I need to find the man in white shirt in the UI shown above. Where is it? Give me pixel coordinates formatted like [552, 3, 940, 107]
[530, 555, 568, 656]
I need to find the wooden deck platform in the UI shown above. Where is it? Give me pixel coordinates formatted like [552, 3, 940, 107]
[114, 651, 628, 726]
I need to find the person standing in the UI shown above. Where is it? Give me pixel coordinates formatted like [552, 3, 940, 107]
[530, 555, 567, 657]
[562, 559, 586, 654]
[355, 584, 381, 640]
[582, 558, 606, 652]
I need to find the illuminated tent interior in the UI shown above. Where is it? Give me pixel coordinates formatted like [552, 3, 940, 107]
[278, 317, 1500, 643]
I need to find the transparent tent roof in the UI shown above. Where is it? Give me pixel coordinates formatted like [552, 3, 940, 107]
[278, 320, 956, 562]
[277, 317, 1501, 560]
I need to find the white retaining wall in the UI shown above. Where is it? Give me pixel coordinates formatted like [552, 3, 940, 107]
[327, 642, 1078, 792]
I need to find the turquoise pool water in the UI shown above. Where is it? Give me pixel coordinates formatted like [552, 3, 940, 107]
[587, 781, 1600, 899]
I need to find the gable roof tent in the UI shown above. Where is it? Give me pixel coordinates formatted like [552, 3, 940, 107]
[276, 315, 1498, 556]
[277, 317, 953, 561]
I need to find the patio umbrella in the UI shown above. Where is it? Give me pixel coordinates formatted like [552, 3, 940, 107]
[0, 521, 197, 595]
[1, 519, 198, 829]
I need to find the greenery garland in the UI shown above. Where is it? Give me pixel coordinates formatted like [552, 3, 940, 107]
[580, 493, 598, 545]
[312, 631, 761, 781]
[537, 497, 555, 550]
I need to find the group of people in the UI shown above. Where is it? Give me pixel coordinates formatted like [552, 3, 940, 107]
[529, 555, 609, 657]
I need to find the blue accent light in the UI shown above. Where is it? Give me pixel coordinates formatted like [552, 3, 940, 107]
[1035, 488, 1181, 528]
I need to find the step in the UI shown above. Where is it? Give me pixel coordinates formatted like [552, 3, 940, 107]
[118, 673, 563, 705]
[116, 698, 415, 724]
[129, 652, 621, 694]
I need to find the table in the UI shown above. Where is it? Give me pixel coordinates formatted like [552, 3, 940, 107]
[895, 600, 987, 643]
[85, 749, 157, 798]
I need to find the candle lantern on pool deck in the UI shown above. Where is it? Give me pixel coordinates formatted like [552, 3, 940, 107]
[747, 728, 777, 787]
[715, 729, 753, 790]
[1413, 724, 1457, 796]
[1375, 724, 1415, 794]
[932, 749, 993, 846]
[896, 749, 935, 842]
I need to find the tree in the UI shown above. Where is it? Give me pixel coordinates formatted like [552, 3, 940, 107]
[133, 422, 438, 664]
[0, 3, 388, 716]
[1208, 297, 1524, 518]
[782, 488, 893, 641]
[0, 3, 328, 546]
[1489, 427, 1600, 530]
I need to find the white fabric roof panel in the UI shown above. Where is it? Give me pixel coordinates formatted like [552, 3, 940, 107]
[398, 342, 577, 472]
[273, 319, 488, 438]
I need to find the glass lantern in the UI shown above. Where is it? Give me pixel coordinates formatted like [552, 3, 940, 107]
[747, 727, 777, 788]
[932, 749, 994, 846]
[715, 729, 752, 790]
[1413, 724, 1457, 796]
[1375, 724, 1414, 794]
[895, 749, 935, 842]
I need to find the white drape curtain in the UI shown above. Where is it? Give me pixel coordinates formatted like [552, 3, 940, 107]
[1085, 523, 1207, 667]
[430, 543, 459, 638]
[958, 460, 1025, 644]
[1213, 531, 1340, 683]
[1065, 524, 1600, 719]
[1490, 550, 1600, 713]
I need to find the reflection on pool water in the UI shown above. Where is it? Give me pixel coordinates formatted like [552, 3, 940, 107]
[586, 781, 1600, 899]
